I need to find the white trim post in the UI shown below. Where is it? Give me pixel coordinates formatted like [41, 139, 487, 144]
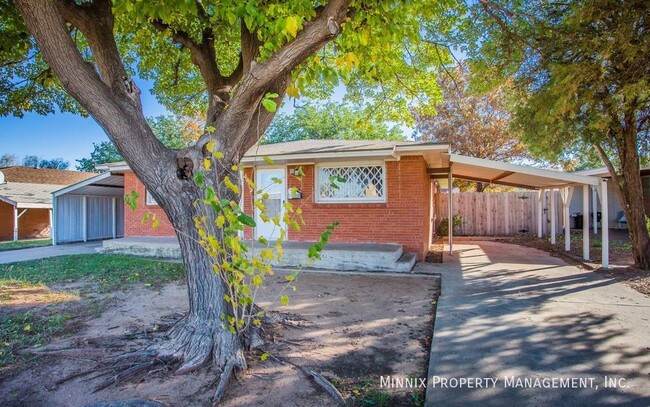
[13, 205, 18, 242]
[111, 197, 117, 239]
[550, 189, 556, 244]
[48, 208, 53, 241]
[537, 189, 543, 238]
[563, 187, 574, 252]
[582, 185, 590, 260]
[601, 180, 609, 268]
[82, 196, 88, 242]
[52, 196, 57, 245]
[591, 185, 598, 234]
[448, 170, 453, 255]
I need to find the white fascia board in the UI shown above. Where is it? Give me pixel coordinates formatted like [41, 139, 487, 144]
[393, 144, 450, 153]
[240, 149, 395, 165]
[17, 202, 52, 209]
[448, 153, 601, 186]
[53, 172, 113, 197]
[0, 194, 17, 206]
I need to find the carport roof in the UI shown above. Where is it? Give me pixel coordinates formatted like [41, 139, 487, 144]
[436, 154, 601, 189]
[53, 171, 124, 197]
[0, 182, 60, 208]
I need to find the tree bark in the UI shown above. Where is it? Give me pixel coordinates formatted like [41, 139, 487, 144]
[596, 125, 650, 270]
[153, 183, 246, 374]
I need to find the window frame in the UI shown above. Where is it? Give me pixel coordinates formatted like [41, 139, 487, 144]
[315, 162, 387, 204]
[145, 189, 159, 206]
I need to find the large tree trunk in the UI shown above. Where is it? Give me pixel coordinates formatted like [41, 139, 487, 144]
[616, 122, 650, 269]
[597, 120, 650, 270]
[152, 183, 246, 374]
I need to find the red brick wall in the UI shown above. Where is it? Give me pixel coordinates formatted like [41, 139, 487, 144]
[123, 171, 176, 237]
[242, 157, 431, 260]
[0, 202, 14, 240]
[127, 158, 432, 260]
[0, 202, 50, 240]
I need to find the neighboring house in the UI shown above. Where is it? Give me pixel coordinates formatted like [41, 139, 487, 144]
[55, 140, 604, 268]
[0, 166, 94, 241]
[569, 166, 650, 229]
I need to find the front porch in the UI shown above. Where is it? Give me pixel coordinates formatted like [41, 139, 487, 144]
[100, 236, 417, 272]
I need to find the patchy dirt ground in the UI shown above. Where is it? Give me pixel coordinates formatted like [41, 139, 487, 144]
[0, 271, 439, 407]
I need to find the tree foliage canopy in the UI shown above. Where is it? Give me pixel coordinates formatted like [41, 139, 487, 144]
[413, 64, 527, 163]
[263, 101, 405, 144]
[1, 0, 456, 125]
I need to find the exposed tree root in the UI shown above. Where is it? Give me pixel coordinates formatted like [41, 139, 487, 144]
[259, 350, 345, 405]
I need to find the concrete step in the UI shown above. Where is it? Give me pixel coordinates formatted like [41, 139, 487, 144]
[251, 241, 405, 272]
[100, 237, 416, 272]
[394, 252, 417, 272]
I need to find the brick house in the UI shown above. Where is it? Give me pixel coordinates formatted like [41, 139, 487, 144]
[60, 139, 607, 270]
[0, 166, 94, 241]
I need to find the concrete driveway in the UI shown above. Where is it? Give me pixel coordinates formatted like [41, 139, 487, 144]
[0, 241, 102, 264]
[426, 241, 650, 406]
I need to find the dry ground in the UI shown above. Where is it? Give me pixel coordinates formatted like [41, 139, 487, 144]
[0, 270, 439, 407]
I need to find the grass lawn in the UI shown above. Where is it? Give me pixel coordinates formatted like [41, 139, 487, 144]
[0, 254, 185, 367]
[0, 238, 52, 252]
[0, 254, 184, 292]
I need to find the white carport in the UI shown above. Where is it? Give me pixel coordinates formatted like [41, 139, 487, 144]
[0, 182, 59, 241]
[52, 172, 125, 244]
[433, 153, 608, 268]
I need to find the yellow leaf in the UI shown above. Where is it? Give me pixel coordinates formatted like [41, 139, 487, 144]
[204, 159, 211, 170]
[287, 84, 300, 99]
[205, 140, 216, 153]
[216, 215, 225, 229]
[345, 52, 360, 68]
[224, 176, 240, 195]
[23, 324, 31, 332]
[214, 151, 224, 159]
[286, 16, 299, 38]
[280, 295, 289, 306]
[260, 352, 270, 361]
[314, 55, 321, 64]
[253, 274, 263, 287]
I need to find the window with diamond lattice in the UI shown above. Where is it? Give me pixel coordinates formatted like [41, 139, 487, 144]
[317, 164, 386, 202]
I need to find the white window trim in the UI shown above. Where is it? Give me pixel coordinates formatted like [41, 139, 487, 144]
[315, 162, 387, 204]
[145, 189, 159, 206]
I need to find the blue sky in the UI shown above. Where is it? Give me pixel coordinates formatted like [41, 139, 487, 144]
[0, 78, 170, 170]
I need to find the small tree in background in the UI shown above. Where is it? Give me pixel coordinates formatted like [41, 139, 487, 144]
[0, 154, 18, 167]
[412, 64, 528, 191]
[37, 158, 69, 170]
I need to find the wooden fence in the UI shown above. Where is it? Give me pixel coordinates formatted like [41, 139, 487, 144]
[435, 191, 567, 236]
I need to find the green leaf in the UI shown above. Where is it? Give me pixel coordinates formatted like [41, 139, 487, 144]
[237, 213, 256, 227]
[280, 295, 289, 306]
[263, 156, 275, 165]
[262, 98, 277, 113]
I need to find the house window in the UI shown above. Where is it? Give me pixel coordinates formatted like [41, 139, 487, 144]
[145, 189, 159, 206]
[316, 164, 386, 203]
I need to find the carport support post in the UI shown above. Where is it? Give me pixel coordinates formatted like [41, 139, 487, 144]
[111, 197, 117, 239]
[582, 185, 589, 260]
[448, 170, 453, 255]
[550, 189, 556, 244]
[591, 185, 598, 234]
[563, 187, 573, 252]
[82, 196, 88, 243]
[601, 180, 609, 269]
[537, 189, 543, 238]
[12, 205, 18, 242]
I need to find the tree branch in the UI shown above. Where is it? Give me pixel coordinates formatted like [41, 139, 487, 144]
[14, 0, 173, 188]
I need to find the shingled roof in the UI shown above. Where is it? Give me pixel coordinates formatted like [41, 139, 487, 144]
[0, 166, 95, 185]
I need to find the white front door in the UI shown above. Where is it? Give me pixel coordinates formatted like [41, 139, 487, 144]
[254, 168, 286, 240]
